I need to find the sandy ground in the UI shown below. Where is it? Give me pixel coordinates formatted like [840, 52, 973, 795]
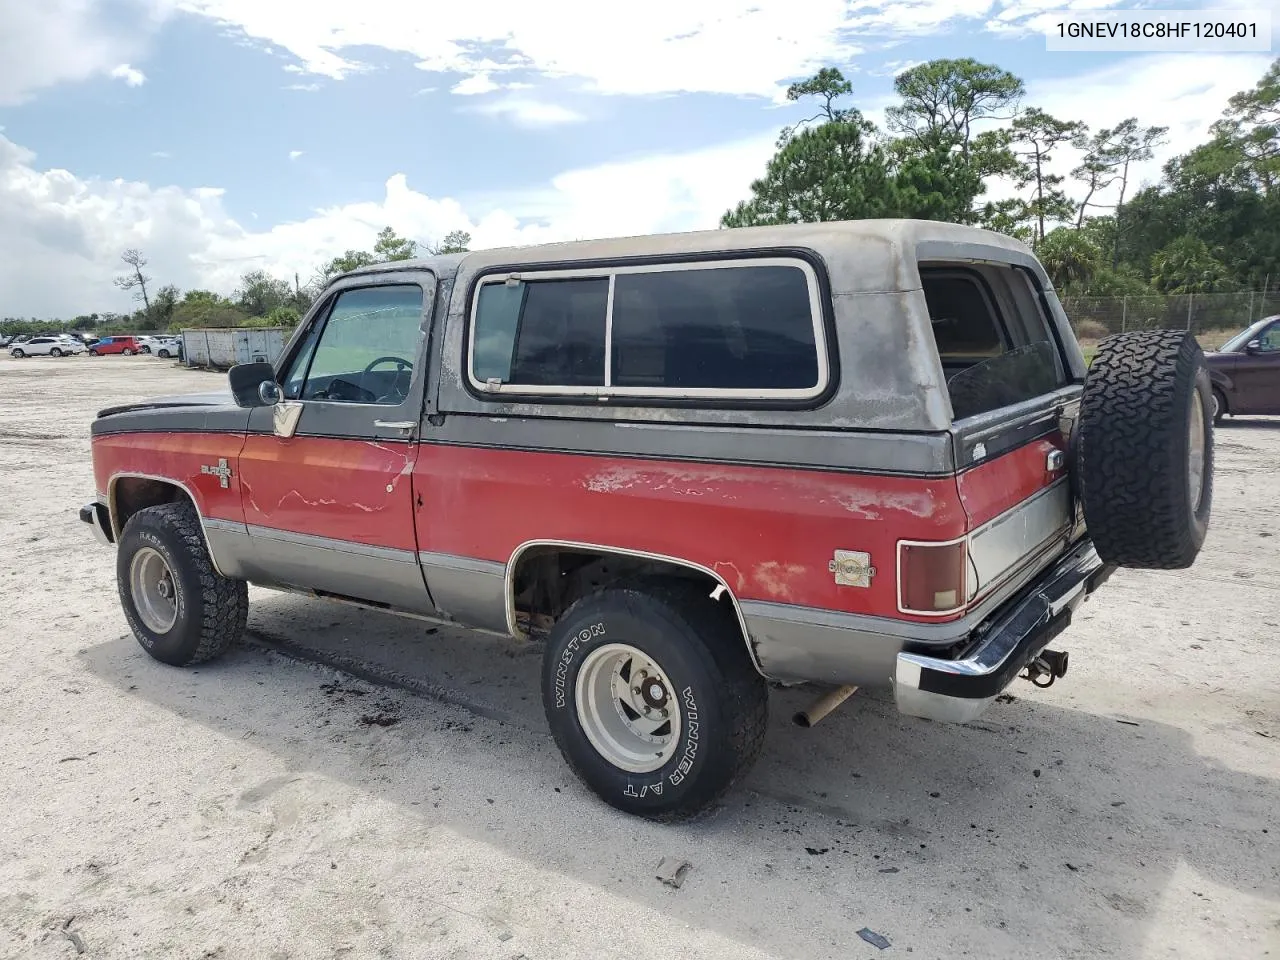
[0, 355, 1277, 960]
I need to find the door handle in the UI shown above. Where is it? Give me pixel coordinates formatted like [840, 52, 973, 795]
[374, 420, 416, 430]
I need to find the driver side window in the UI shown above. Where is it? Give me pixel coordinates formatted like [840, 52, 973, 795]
[1260, 323, 1280, 352]
[285, 284, 424, 405]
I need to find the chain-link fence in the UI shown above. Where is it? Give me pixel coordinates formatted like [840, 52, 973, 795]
[1061, 291, 1280, 340]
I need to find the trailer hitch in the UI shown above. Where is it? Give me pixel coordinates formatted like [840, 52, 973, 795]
[1022, 648, 1069, 688]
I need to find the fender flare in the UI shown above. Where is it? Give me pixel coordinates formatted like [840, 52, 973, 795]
[504, 539, 765, 676]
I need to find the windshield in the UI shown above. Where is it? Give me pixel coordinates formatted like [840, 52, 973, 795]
[945, 340, 1063, 421]
[1218, 318, 1274, 353]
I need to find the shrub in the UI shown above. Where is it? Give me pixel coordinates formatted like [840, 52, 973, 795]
[1073, 319, 1109, 341]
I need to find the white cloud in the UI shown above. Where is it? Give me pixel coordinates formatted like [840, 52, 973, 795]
[284, 82, 321, 91]
[151, 150, 171, 159]
[109, 63, 147, 87]
[0, 0, 166, 105]
[451, 73, 500, 96]
[0, 130, 777, 317]
[288, 150, 304, 160]
[466, 97, 586, 127]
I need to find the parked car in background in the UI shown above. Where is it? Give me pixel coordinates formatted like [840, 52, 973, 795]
[148, 336, 183, 359]
[1205, 315, 1280, 422]
[88, 336, 142, 356]
[10, 335, 87, 358]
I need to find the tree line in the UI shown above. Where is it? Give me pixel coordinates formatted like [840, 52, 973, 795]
[723, 57, 1280, 301]
[0, 227, 470, 337]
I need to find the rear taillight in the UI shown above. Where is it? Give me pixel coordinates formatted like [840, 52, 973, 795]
[898, 539, 969, 616]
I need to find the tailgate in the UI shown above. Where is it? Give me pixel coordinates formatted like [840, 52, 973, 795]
[953, 395, 1081, 609]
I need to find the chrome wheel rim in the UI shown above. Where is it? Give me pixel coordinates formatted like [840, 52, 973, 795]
[129, 547, 178, 634]
[575, 643, 681, 773]
[1189, 390, 1207, 513]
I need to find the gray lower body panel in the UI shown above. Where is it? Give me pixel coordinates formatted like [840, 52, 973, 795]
[417, 551, 509, 634]
[238, 525, 437, 615]
[741, 602, 919, 689]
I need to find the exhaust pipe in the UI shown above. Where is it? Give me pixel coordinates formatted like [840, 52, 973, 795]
[793, 684, 858, 728]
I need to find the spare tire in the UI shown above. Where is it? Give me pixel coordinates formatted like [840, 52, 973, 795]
[1078, 329, 1213, 569]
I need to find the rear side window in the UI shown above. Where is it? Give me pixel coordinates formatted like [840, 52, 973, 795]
[468, 258, 827, 401]
[610, 266, 818, 390]
[920, 265, 1067, 421]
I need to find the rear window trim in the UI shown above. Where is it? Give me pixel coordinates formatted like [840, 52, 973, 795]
[464, 255, 832, 403]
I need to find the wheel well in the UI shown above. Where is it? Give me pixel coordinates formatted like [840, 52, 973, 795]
[508, 545, 758, 667]
[111, 477, 189, 537]
[1213, 384, 1229, 413]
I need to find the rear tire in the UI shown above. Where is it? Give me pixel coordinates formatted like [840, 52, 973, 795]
[11, 349, 24, 358]
[158, 349, 170, 359]
[49, 347, 62, 357]
[122, 348, 134, 356]
[542, 581, 768, 821]
[117, 501, 248, 666]
[1212, 387, 1228, 425]
[1078, 330, 1213, 569]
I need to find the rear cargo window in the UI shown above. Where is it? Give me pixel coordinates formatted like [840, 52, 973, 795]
[920, 266, 1066, 421]
[468, 258, 827, 400]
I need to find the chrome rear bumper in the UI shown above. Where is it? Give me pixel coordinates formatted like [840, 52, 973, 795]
[894, 539, 1113, 723]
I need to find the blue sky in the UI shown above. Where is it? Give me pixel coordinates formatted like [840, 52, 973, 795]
[0, 0, 1275, 317]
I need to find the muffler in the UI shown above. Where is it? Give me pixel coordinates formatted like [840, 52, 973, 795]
[793, 684, 858, 727]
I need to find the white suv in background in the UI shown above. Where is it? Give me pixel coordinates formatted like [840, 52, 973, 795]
[9, 336, 87, 358]
[145, 336, 183, 358]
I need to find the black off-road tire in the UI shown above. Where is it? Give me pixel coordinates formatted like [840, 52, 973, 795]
[117, 501, 248, 666]
[1078, 329, 1213, 569]
[542, 581, 769, 821]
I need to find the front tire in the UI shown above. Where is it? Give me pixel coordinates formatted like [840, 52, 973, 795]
[11, 349, 24, 358]
[542, 582, 768, 820]
[117, 501, 248, 666]
[158, 349, 170, 359]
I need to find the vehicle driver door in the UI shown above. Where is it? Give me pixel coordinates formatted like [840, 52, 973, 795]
[1233, 319, 1280, 415]
[234, 272, 438, 615]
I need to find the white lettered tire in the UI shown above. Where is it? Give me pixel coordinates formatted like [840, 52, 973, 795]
[117, 501, 248, 666]
[542, 581, 768, 820]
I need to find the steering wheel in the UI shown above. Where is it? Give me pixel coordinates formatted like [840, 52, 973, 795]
[363, 356, 413, 375]
[361, 356, 413, 404]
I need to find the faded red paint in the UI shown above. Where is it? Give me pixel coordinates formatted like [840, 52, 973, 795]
[956, 434, 1066, 528]
[93, 433, 247, 525]
[412, 446, 969, 621]
[238, 435, 420, 551]
[96, 428, 1064, 625]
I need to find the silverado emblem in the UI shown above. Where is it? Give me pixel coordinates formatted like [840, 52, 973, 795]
[200, 458, 233, 489]
[829, 550, 875, 588]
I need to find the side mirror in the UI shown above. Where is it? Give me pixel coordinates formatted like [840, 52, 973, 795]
[228, 361, 278, 407]
[1246, 339, 1262, 355]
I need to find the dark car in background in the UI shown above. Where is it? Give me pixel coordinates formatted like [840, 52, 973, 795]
[1205, 316, 1280, 422]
